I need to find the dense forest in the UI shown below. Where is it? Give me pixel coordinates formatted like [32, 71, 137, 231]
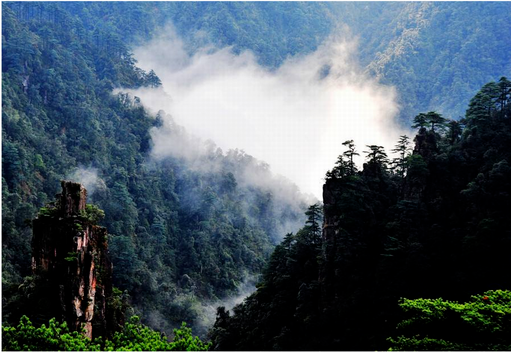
[210, 78, 511, 350]
[2, 1, 308, 337]
[2, 1, 511, 350]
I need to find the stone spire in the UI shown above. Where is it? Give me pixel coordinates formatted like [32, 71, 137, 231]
[31, 181, 114, 339]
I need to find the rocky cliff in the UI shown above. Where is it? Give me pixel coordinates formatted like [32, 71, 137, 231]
[31, 181, 117, 339]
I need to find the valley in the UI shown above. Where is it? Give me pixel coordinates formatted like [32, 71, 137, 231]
[2, 2, 510, 350]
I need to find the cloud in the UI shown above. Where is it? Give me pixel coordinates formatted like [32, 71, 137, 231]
[143, 112, 310, 241]
[126, 26, 408, 200]
[197, 275, 258, 338]
[66, 166, 106, 196]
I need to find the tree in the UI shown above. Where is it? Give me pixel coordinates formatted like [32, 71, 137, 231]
[405, 154, 429, 191]
[2, 315, 210, 351]
[326, 140, 359, 179]
[497, 76, 511, 113]
[446, 119, 463, 145]
[105, 316, 210, 351]
[411, 113, 429, 130]
[387, 290, 511, 351]
[2, 316, 101, 351]
[425, 111, 447, 133]
[411, 111, 447, 134]
[168, 321, 211, 351]
[342, 140, 359, 176]
[365, 145, 388, 164]
[466, 77, 510, 125]
[145, 69, 162, 88]
[391, 135, 412, 179]
[303, 203, 323, 245]
[364, 145, 389, 177]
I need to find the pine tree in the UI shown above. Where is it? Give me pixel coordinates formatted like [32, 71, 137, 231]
[304, 203, 323, 245]
[391, 135, 412, 179]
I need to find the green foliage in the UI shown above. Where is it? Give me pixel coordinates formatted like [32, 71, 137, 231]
[104, 316, 171, 351]
[104, 316, 210, 351]
[37, 205, 58, 218]
[2, 315, 210, 351]
[2, 316, 101, 351]
[169, 322, 211, 351]
[80, 204, 105, 224]
[388, 290, 511, 351]
[388, 336, 466, 351]
[64, 251, 78, 262]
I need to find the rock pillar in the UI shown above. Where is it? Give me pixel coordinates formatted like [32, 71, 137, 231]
[31, 181, 113, 339]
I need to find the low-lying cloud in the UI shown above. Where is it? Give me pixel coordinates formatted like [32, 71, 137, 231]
[197, 275, 258, 338]
[126, 26, 407, 199]
[66, 166, 106, 196]
[146, 112, 311, 234]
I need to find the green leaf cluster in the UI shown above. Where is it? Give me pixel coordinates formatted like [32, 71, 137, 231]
[388, 290, 511, 350]
[104, 316, 210, 351]
[63, 251, 78, 263]
[79, 204, 105, 224]
[2, 316, 101, 351]
[2, 315, 210, 351]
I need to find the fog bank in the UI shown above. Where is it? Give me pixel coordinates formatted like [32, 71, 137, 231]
[127, 26, 407, 199]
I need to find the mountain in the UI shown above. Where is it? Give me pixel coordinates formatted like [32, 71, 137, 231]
[2, 1, 510, 341]
[121, 1, 510, 123]
[209, 78, 511, 351]
[9, 2, 508, 122]
[334, 2, 511, 122]
[1, 2, 307, 336]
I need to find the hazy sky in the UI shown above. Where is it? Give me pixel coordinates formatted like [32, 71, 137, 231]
[126, 27, 408, 199]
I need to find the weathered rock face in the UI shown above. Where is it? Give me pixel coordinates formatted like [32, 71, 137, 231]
[31, 181, 113, 339]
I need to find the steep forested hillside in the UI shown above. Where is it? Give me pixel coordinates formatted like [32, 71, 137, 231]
[2, 2, 307, 336]
[334, 2, 511, 123]
[2, 1, 510, 343]
[209, 78, 511, 350]
[7, 2, 508, 124]
[117, 1, 510, 123]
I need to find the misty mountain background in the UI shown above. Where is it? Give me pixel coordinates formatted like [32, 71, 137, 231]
[2, 1, 510, 338]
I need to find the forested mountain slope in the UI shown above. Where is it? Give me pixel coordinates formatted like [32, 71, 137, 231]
[159, 2, 512, 123]
[8, 2, 508, 123]
[2, 1, 510, 340]
[111, 1, 510, 123]
[332, 2, 511, 123]
[210, 78, 511, 350]
[2, 2, 307, 336]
